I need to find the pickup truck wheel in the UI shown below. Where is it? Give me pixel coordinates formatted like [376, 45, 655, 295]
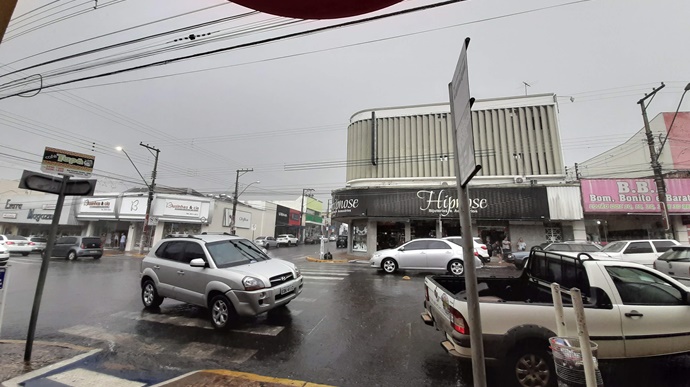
[381, 258, 397, 274]
[210, 294, 237, 330]
[448, 259, 464, 276]
[507, 344, 554, 387]
[141, 279, 164, 309]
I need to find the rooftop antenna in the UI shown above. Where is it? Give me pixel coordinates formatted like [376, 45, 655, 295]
[522, 81, 531, 96]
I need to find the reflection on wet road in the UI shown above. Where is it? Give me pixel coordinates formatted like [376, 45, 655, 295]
[4, 248, 690, 386]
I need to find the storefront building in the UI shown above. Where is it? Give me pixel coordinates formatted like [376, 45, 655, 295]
[203, 199, 277, 241]
[333, 94, 581, 255]
[580, 178, 690, 243]
[0, 195, 83, 237]
[274, 204, 301, 237]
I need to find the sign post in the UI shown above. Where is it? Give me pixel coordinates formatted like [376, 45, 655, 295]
[0, 266, 9, 337]
[22, 147, 97, 361]
[448, 37, 486, 387]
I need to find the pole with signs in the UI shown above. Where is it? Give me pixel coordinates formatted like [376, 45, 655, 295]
[449, 37, 486, 387]
[24, 175, 69, 361]
[21, 147, 97, 361]
[0, 266, 9, 337]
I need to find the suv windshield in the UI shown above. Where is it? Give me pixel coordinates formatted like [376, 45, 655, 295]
[601, 241, 626, 253]
[206, 239, 270, 268]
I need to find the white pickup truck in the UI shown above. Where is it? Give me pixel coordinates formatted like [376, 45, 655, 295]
[422, 249, 690, 387]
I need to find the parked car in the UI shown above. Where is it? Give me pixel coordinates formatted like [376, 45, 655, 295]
[329, 235, 337, 242]
[512, 241, 603, 269]
[590, 239, 680, 266]
[653, 246, 690, 282]
[28, 236, 48, 253]
[140, 234, 303, 329]
[43, 236, 103, 260]
[369, 238, 483, 276]
[443, 237, 490, 264]
[276, 234, 298, 247]
[336, 235, 348, 248]
[254, 236, 277, 249]
[0, 235, 32, 256]
[0, 245, 9, 266]
[304, 235, 322, 245]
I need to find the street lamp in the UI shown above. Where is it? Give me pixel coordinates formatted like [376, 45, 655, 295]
[116, 144, 160, 254]
[300, 188, 315, 243]
[230, 168, 254, 235]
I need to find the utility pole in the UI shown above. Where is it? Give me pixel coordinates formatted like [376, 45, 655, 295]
[231, 168, 253, 235]
[300, 188, 314, 243]
[574, 163, 581, 180]
[139, 143, 160, 254]
[638, 83, 673, 238]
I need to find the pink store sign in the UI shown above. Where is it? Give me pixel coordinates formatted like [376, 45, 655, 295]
[581, 179, 690, 213]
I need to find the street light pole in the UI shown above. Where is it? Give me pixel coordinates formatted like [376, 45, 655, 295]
[231, 168, 253, 235]
[139, 143, 160, 254]
[300, 188, 314, 244]
[638, 83, 673, 238]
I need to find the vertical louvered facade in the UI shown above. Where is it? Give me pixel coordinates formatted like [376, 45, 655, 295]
[346, 94, 564, 182]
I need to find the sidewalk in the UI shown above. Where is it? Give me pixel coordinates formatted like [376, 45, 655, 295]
[154, 369, 334, 387]
[0, 340, 96, 385]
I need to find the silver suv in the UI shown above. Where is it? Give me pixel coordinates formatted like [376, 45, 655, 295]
[140, 234, 303, 329]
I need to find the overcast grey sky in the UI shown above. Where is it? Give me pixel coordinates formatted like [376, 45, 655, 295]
[1, 0, 688, 205]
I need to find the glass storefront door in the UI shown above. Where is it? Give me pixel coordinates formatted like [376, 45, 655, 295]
[376, 221, 405, 250]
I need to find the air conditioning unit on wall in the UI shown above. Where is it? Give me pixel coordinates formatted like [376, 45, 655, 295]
[514, 176, 526, 184]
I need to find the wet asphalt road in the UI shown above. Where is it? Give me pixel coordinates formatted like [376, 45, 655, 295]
[2, 245, 690, 386]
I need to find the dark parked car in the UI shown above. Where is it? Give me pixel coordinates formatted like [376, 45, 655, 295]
[43, 236, 103, 260]
[304, 235, 323, 245]
[512, 241, 602, 269]
[336, 235, 348, 248]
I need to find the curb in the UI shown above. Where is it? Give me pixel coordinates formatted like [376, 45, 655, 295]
[152, 369, 335, 387]
[305, 256, 349, 264]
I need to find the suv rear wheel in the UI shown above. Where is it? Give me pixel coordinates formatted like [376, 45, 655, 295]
[141, 279, 164, 309]
[67, 251, 77, 260]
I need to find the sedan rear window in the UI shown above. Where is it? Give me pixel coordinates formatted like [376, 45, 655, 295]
[658, 248, 690, 262]
[6, 235, 27, 241]
[30, 237, 47, 243]
[206, 239, 270, 268]
[601, 241, 626, 253]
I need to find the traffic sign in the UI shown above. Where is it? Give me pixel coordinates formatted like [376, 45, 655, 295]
[19, 170, 96, 196]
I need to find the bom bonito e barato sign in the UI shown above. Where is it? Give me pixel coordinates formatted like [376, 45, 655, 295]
[581, 178, 690, 213]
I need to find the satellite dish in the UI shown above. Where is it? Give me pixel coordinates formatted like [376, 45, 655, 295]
[230, 0, 405, 19]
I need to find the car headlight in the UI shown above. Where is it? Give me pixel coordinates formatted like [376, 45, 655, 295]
[242, 276, 265, 291]
[294, 267, 301, 278]
[373, 253, 382, 258]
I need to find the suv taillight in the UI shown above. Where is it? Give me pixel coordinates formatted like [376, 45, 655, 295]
[450, 307, 468, 334]
[81, 243, 86, 249]
[481, 246, 487, 250]
[474, 251, 478, 256]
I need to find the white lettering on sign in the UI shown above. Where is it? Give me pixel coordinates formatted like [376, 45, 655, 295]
[416, 189, 488, 216]
[333, 199, 359, 213]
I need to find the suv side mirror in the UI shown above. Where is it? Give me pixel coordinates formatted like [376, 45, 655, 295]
[189, 258, 206, 268]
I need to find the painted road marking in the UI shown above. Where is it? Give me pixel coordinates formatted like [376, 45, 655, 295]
[47, 368, 145, 387]
[300, 271, 350, 276]
[178, 342, 257, 364]
[113, 311, 287, 336]
[302, 276, 344, 281]
[151, 369, 335, 387]
[291, 297, 317, 303]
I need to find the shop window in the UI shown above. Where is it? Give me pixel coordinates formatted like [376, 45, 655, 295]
[352, 221, 367, 252]
[545, 224, 562, 243]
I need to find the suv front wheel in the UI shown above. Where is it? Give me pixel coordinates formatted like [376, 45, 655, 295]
[210, 294, 237, 329]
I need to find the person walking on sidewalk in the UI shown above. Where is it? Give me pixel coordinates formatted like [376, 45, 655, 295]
[119, 233, 126, 251]
[501, 237, 512, 261]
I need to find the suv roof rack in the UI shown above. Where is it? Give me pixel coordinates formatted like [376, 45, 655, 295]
[199, 232, 234, 236]
[164, 234, 203, 240]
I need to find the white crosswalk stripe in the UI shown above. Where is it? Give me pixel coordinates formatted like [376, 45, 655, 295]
[112, 311, 287, 336]
[302, 276, 344, 280]
[47, 368, 145, 387]
[59, 324, 257, 363]
[300, 271, 350, 276]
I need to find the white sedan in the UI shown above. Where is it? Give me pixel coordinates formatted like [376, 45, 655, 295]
[0, 235, 33, 256]
[0, 245, 9, 266]
[369, 238, 483, 276]
[653, 246, 690, 283]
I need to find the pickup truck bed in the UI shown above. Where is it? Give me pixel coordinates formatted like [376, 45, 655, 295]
[422, 249, 690, 387]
